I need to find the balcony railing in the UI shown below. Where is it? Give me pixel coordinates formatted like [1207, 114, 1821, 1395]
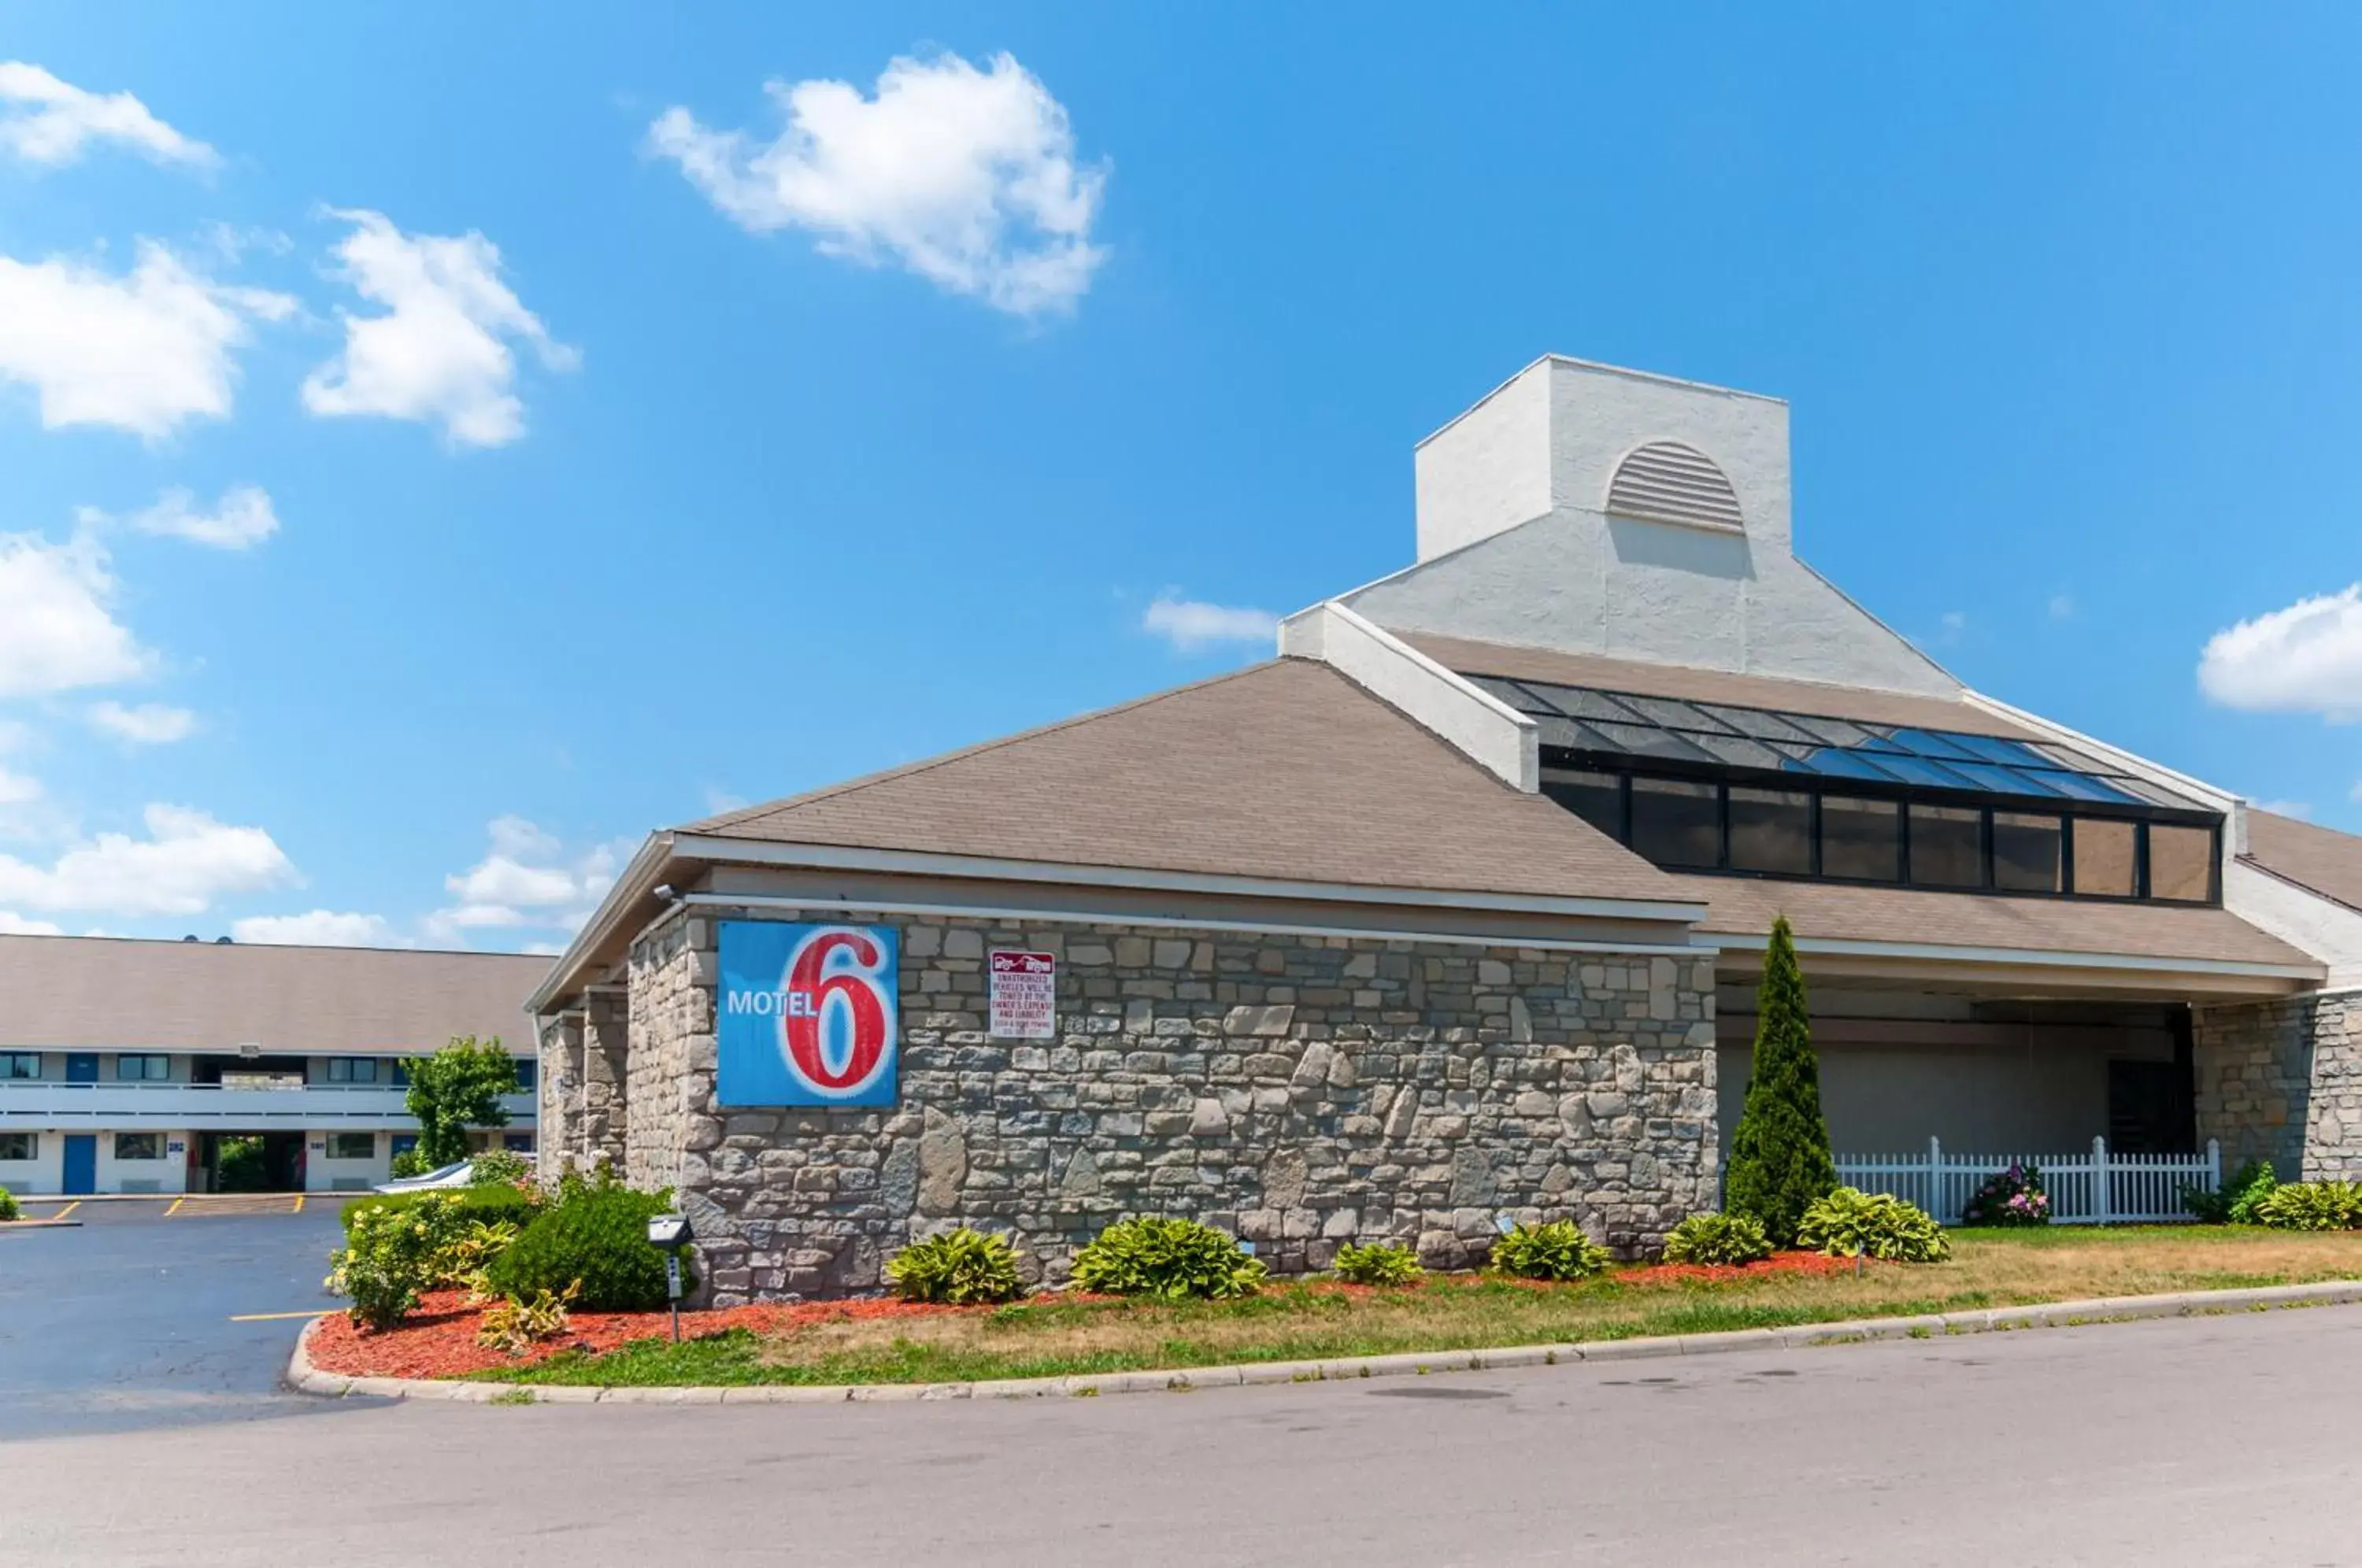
[0, 1081, 538, 1127]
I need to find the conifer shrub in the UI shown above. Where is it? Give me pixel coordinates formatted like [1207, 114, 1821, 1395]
[887, 1229, 1027, 1304]
[1487, 1221, 1612, 1281]
[1660, 1211, 1773, 1266]
[1070, 1217, 1265, 1300]
[1724, 915, 1837, 1247]
[1332, 1240, 1424, 1285]
[1796, 1187, 1949, 1263]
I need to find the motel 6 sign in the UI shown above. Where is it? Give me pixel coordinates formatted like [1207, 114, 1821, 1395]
[717, 921, 901, 1107]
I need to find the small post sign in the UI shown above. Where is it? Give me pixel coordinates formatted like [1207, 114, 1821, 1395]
[989, 950, 1057, 1040]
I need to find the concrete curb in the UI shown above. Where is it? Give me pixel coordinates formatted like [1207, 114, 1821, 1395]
[287, 1278, 2362, 1407]
[0, 1219, 84, 1230]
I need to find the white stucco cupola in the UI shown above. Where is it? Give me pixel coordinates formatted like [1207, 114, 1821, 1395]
[1343, 354, 1960, 698]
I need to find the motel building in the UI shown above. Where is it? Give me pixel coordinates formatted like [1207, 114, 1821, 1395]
[0, 935, 546, 1196]
[531, 355, 2362, 1305]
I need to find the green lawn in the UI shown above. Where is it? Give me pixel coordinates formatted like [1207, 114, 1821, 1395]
[473, 1226, 2362, 1388]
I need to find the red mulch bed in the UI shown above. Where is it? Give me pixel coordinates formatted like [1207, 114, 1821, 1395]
[309, 1291, 968, 1381]
[313, 1252, 1877, 1380]
[1615, 1250, 1873, 1287]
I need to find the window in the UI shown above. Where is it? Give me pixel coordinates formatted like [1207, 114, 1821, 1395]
[0, 1133, 33, 1161]
[328, 1133, 376, 1160]
[2072, 818, 2137, 897]
[0, 1052, 37, 1079]
[391, 1060, 411, 1086]
[390, 1133, 419, 1157]
[503, 1132, 535, 1153]
[1820, 796, 1901, 882]
[1630, 777, 1720, 868]
[513, 1058, 536, 1092]
[326, 1057, 380, 1084]
[1545, 769, 1626, 843]
[1727, 786, 1812, 875]
[1991, 812, 2064, 893]
[113, 1133, 162, 1161]
[2149, 823, 2214, 903]
[1909, 804, 1983, 888]
[116, 1054, 171, 1082]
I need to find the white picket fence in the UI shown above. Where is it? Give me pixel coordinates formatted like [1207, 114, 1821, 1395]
[1834, 1137, 2221, 1226]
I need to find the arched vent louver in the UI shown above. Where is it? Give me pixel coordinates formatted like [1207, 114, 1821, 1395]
[1605, 442, 1744, 532]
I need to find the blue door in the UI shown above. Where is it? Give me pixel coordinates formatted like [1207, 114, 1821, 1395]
[65, 1053, 98, 1083]
[62, 1134, 96, 1194]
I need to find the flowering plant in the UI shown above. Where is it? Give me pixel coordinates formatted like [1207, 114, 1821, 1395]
[1961, 1162, 2050, 1227]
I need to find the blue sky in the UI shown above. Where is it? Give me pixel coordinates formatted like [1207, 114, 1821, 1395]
[2, 4, 2360, 950]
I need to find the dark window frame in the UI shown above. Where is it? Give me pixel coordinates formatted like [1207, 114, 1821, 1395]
[1540, 751, 2223, 906]
[0, 1052, 38, 1080]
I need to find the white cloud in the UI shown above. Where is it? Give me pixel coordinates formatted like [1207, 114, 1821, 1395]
[2254, 798, 2313, 819]
[302, 209, 577, 447]
[88, 701, 197, 745]
[0, 242, 292, 438]
[0, 61, 216, 168]
[1940, 610, 1968, 633]
[0, 764, 39, 807]
[231, 909, 399, 948]
[123, 483, 278, 549]
[0, 529, 147, 697]
[0, 803, 294, 915]
[2199, 586, 2362, 720]
[425, 815, 620, 941]
[2048, 594, 2075, 621]
[1142, 594, 1279, 653]
[650, 51, 1109, 316]
[0, 910, 62, 935]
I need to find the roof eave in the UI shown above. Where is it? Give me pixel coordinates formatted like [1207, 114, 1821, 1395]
[526, 830, 680, 1015]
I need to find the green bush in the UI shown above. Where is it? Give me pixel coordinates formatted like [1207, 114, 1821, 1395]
[1796, 1187, 1950, 1263]
[342, 1183, 538, 1234]
[1724, 916, 1838, 1246]
[887, 1229, 1026, 1305]
[468, 1148, 532, 1187]
[2254, 1181, 2362, 1232]
[2184, 1159, 2277, 1224]
[0, 1188, 20, 1222]
[1070, 1216, 1266, 1300]
[1487, 1221, 1612, 1281]
[328, 1193, 463, 1329]
[484, 1172, 688, 1311]
[1332, 1240, 1424, 1286]
[1660, 1211, 1774, 1266]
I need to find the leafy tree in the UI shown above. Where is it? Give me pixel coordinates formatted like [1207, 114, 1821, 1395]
[1723, 915, 1836, 1246]
[403, 1036, 518, 1169]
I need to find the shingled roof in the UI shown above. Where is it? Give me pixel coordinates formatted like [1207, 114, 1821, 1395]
[1661, 874, 2315, 973]
[690, 657, 1686, 906]
[2243, 809, 2362, 915]
[0, 935, 545, 1053]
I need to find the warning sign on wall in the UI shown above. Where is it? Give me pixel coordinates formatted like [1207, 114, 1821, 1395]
[989, 949, 1057, 1041]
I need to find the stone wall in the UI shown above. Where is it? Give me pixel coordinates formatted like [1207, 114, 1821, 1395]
[624, 917, 706, 1195]
[536, 1011, 581, 1173]
[2194, 989, 2362, 1180]
[581, 989, 629, 1173]
[621, 904, 1718, 1307]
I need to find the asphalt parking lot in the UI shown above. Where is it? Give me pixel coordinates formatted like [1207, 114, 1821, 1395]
[0, 1198, 377, 1442]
